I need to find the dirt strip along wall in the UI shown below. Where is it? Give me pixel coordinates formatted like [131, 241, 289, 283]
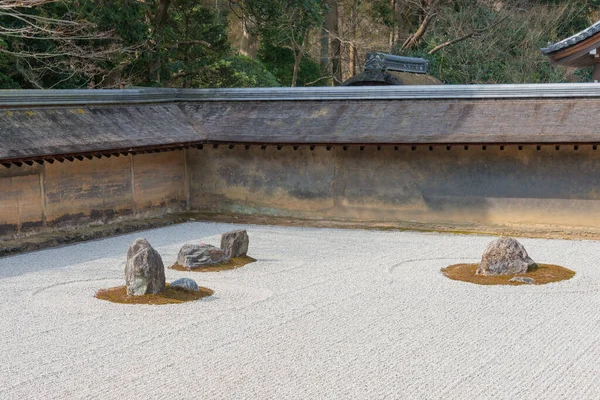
[188, 145, 600, 228]
[0, 150, 187, 236]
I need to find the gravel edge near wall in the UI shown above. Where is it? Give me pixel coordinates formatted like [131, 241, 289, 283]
[3, 211, 600, 257]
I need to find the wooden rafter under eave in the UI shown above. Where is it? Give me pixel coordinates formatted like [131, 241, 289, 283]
[545, 31, 600, 68]
[541, 21, 600, 81]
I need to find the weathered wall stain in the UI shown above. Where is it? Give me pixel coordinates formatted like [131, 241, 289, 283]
[186, 145, 600, 227]
[188, 146, 335, 216]
[44, 156, 133, 225]
[0, 151, 187, 235]
[0, 165, 43, 235]
[133, 152, 186, 211]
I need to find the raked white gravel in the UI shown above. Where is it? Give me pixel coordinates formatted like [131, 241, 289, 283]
[1, 222, 599, 399]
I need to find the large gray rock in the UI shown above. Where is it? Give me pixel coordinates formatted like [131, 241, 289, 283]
[124, 238, 166, 296]
[177, 243, 229, 269]
[476, 237, 539, 276]
[170, 278, 199, 292]
[220, 230, 249, 258]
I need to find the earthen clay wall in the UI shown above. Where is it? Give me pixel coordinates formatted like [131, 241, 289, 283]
[4, 144, 600, 238]
[187, 145, 600, 228]
[0, 151, 187, 236]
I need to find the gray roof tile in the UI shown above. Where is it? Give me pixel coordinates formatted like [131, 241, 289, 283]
[541, 20, 600, 54]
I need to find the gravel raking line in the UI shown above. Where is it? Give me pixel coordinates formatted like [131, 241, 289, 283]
[0, 222, 598, 399]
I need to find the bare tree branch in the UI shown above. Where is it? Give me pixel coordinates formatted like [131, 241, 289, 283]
[400, 0, 440, 51]
[0, 0, 132, 88]
[0, 0, 55, 10]
[165, 40, 213, 49]
[428, 15, 508, 55]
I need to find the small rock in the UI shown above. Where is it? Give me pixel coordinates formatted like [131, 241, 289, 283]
[177, 243, 229, 269]
[476, 237, 539, 276]
[124, 238, 166, 296]
[220, 230, 249, 258]
[509, 276, 535, 284]
[170, 278, 199, 292]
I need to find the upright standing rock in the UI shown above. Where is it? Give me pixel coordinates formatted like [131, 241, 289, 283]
[125, 238, 166, 296]
[476, 237, 539, 276]
[220, 230, 249, 258]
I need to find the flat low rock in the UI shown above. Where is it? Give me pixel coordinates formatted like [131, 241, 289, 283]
[476, 237, 539, 276]
[220, 230, 249, 258]
[170, 278, 199, 292]
[177, 243, 229, 269]
[124, 238, 166, 296]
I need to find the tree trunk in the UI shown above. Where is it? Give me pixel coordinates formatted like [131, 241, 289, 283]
[327, 0, 342, 85]
[389, 0, 396, 52]
[320, 25, 329, 69]
[394, 0, 411, 51]
[149, 0, 171, 83]
[349, 44, 357, 76]
[240, 17, 259, 58]
[348, 0, 359, 77]
[154, 0, 171, 29]
[291, 33, 309, 87]
[291, 53, 301, 87]
[401, 0, 439, 51]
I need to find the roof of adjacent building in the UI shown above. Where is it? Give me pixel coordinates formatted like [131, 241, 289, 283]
[541, 21, 600, 54]
[541, 21, 600, 68]
[364, 53, 429, 74]
[342, 52, 439, 86]
[342, 70, 442, 86]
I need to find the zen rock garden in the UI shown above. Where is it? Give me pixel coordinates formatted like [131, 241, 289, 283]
[96, 229, 251, 304]
[442, 236, 575, 286]
[98, 229, 576, 305]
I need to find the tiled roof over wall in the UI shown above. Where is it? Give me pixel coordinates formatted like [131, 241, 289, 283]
[183, 98, 600, 145]
[3, 85, 600, 165]
[0, 103, 203, 163]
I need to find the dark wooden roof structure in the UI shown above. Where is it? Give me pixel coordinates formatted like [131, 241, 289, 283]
[541, 21, 600, 81]
[342, 70, 441, 86]
[342, 53, 441, 86]
[3, 85, 600, 167]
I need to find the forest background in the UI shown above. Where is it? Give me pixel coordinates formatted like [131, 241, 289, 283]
[0, 0, 598, 89]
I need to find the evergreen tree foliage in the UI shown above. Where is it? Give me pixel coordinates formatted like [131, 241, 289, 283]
[0, 0, 599, 87]
[258, 43, 322, 87]
[195, 54, 280, 87]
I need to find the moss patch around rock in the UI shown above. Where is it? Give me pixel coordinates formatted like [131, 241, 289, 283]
[442, 263, 575, 285]
[170, 255, 256, 272]
[96, 284, 214, 305]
